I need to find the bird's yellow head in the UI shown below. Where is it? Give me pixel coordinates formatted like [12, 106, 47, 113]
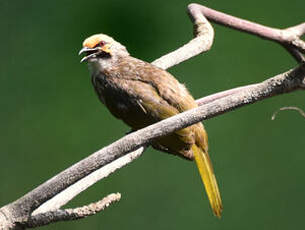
[82, 34, 113, 50]
[79, 34, 128, 63]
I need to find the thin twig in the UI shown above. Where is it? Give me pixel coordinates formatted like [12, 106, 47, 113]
[27, 193, 121, 228]
[271, 106, 305, 120]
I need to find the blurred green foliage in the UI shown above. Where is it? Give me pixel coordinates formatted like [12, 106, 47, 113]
[0, 0, 304, 229]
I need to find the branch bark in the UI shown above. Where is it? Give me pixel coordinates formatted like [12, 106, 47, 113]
[187, 4, 305, 63]
[151, 3, 214, 69]
[32, 147, 144, 215]
[27, 193, 121, 228]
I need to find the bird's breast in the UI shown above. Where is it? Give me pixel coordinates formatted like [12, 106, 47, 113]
[91, 72, 147, 126]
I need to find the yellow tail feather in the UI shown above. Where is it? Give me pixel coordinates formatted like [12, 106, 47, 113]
[192, 145, 223, 218]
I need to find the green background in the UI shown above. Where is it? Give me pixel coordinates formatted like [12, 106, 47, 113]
[0, 0, 304, 229]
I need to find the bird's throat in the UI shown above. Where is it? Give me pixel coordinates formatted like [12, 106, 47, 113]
[87, 57, 114, 76]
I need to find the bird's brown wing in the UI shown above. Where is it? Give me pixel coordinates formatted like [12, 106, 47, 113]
[113, 56, 199, 112]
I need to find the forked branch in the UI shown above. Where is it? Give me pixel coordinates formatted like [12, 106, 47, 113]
[187, 4, 305, 63]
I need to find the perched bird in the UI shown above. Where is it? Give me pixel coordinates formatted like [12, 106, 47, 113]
[79, 34, 223, 217]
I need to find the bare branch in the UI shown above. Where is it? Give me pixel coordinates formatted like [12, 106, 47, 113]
[188, 3, 305, 62]
[195, 84, 259, 105]
[27, 193, 121, 228]
[271, 106, 305, 120]
[188, 4, 282, 40]
[151, 4, 214, 69]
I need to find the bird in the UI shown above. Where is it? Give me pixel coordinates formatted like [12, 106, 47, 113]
[79, 34, 223, 217]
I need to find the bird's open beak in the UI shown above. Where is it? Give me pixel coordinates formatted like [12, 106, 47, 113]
[79, 44, 112, 63]
[79, 47, 100, 63]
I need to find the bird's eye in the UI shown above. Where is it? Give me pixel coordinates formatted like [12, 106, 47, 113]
[93, 41, 106, 48]
[98, 41, 106, 47]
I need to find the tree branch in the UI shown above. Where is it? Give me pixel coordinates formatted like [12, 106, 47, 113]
[271, 106, 305, 120]
[151, 4, 214, 69]
[32, 147, 144, 215]
[27, 193, 121, 228]
[187, 3, 305, 62]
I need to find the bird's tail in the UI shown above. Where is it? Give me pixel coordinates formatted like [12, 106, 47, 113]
[192, 144, 223, 217]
